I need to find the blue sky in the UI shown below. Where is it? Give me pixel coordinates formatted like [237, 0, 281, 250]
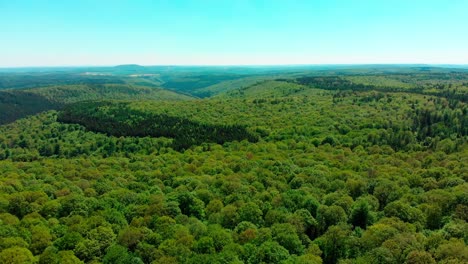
[1, 0, 467, 66]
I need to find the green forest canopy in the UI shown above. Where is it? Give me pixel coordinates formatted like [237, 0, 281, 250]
[0, 66, 467, 263]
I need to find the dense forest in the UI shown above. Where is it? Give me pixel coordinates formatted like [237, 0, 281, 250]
[0, 84, 192, 125]
[58, 101, 258, 150]
[0, 66, 467, 264]
[0, 90, 62, 124]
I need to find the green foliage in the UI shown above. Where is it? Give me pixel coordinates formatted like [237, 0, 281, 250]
[0, 68, 466, 263]
[103, 244, 143, 264]
[350, 199, 374, 229]
[317, 205, 348, 233]
[33, 83, 192, 104]
[58, 101, 259, 150]
[0, 90, 61, 125]
[316, 224, 351, 264]
[271, 223, 304, 254]
[0, 246, 35, 264]
[223, 80, 308, 98]
[256, 241, 290, 263]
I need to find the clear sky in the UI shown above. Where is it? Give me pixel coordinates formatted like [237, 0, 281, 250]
[1, 0, 467, 67]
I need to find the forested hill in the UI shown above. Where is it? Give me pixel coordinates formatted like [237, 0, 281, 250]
[0, 90, 62, 124]
[57, 88, 467, 153]
[28, 84, 194, 104]
[0, 72, 124, 90]
[0, 67, 467, 264]
[292, 74, 468, 102]
[0, 84, 192, 125]
[221, 72, 468, 103]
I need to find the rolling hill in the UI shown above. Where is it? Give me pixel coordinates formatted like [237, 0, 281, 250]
[0, 83, 193, 125]
[0, 66, 466, 263]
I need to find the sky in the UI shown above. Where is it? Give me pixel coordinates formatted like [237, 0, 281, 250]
[1, 0, 467, 67]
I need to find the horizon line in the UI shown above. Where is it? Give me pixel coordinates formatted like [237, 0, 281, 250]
[1, 63, 468, 69]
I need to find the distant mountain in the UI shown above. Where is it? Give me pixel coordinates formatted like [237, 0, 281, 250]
[114, 64, 146, 69]
[113, 64, 148, 73]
